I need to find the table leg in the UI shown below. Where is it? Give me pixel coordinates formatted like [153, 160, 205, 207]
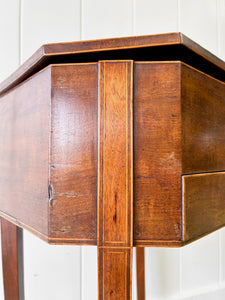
[98, 247, 133, 299]
[136, 247, 145, 300]
[1, 218, 24, 300]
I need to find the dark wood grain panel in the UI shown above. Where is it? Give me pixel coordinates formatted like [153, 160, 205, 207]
[49, 63, 98, 243]
[98, 61, 133, 248]
[181, 63, 225, 174]
[133, 62, 182, 243]
[1, 218, 24, 300]
[183, 172, 225, 242]
[0, 67, 50, 236]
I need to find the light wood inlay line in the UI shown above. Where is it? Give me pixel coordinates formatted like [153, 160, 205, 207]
[98, 60, 133, 247]
[97, 60, 133, 300]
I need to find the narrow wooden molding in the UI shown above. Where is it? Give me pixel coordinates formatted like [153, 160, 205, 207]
[97, 60, 133, 300]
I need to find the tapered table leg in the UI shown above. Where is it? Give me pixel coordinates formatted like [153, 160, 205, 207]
[136, 247, 145, 300]
[97, 60, 134, 299]
[98, 247, 133, 299]
[1, 218, 24, 300]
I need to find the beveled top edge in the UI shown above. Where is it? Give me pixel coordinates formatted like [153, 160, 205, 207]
[0, 32, 225, 95]
[43, 32, 181, 54]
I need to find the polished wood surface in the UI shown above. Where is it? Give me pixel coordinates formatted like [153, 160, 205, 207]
[98, 61, 133, 248]
[181, 62, 225, 174]
[98, 248, 132, 300]
[0, 68, 50, 238]
[49, 63, 98, 244]
[134, 62, 182, 246]
[133, 61, 225, 246]
[1, 60, 225, 246]
[1, 33, 225, 299]
[98, 61, 133, 299]
[0, 33, 181, 95]
[1, 218, 24, 300]
[1, 32, 225, 96]
[183, 172, 225, 242]
[0, 63, 98, 244]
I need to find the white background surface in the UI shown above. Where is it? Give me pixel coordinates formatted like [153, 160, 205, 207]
[0, 0, 225, 299]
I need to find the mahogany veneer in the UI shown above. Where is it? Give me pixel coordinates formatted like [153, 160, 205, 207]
[1, 32, 225, 299]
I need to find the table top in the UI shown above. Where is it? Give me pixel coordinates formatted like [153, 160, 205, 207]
[1, 32, 225, 96]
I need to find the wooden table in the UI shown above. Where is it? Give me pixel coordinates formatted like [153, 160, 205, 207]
[1, 32, 225, 300]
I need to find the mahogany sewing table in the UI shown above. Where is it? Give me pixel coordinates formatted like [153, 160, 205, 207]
[0, 32, 225, 300]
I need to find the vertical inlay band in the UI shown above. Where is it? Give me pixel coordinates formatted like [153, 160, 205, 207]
[97, 60, 133, 300]
[98, 60, 133, 247]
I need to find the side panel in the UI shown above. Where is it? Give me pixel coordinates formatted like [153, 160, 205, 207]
[181, 63, 225, 174]
[133, 62, 182, 245]
[181, 64, 225, 243]
[0, 68, 50, 237]
[183, 172, 225, 242]
[50, 63, 98, 244]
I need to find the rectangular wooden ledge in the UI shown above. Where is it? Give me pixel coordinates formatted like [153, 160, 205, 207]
[0, 33, 225, 247]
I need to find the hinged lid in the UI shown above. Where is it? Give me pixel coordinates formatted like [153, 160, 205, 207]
[0, 32, 225, 95]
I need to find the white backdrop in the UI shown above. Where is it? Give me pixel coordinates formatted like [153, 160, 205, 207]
[0, 0, 225, 299]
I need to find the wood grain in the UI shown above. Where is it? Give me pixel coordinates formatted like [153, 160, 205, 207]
[0, 67, 50, 236]
[134, 61, 225, 246]
[98, 61, 133, 299]
[1, 32, 225, 96]
[1, 60, 225, 247]
[98, 248, 132, 300]
[98, 61, 133, 248]
[0, 63, 98, 245]
[181, 62, 225, 174]
[133, 62, 182, 244]
[183, 172, 225, 242]
[1, 218, 24, 300]
[0, 33, 179, 95]
[1, 32, 225, 300]
[49, 63, 98, 244]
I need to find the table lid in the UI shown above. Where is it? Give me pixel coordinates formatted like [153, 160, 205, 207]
[0, 32, 225, 95]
